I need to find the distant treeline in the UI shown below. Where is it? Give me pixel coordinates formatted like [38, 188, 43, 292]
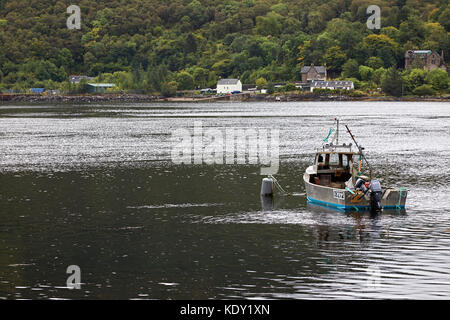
[0, 0, 448, 96]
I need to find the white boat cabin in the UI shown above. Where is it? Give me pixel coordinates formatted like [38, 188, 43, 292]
[306, 144, 362, 189]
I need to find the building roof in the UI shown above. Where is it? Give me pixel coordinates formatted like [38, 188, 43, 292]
[413, 50, 432, 54]
[69, 75, 95, 83]
[217, 79, 240, 85]
[311, 81, 353, 87]
[87, 83, 116, 87]
[301, 65, 327, 74]
[405, 50, 435, 57]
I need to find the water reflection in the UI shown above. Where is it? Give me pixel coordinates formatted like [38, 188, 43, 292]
[260, 196, 274, 212]
[0, 102, 449, 299]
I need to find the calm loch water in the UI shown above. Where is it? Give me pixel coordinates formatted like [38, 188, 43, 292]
[0, 101, 449, 299]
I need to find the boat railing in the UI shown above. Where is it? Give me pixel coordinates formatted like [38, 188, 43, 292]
[315, 144, 356, 153]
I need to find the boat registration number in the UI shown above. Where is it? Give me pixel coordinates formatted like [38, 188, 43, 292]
[333, 190, 345, 200]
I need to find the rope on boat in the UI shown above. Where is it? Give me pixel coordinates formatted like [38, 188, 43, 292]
[397, 187, 407, 209]
[268, 175, 292, 196]
[323, 128, 335, 142]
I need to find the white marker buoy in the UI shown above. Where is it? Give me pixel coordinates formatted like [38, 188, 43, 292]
[261, 177, 274, 197]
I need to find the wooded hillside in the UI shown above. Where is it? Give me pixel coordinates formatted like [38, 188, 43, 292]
[0, 0, 448, 95]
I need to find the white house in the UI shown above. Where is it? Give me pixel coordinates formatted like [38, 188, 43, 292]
[216, 79, 242, 94]
[310, 81, 354, 92]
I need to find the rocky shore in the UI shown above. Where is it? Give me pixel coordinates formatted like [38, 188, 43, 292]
[1, 93, 449, 103]
[1, 94, 160, 103]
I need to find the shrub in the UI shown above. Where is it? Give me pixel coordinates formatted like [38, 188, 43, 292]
[347, 90, 366, 97]
[162, 81, 178, 97]
[413, 84, 435, 96]
[277, 83, 297, 92]
[425, 68, 448, 91]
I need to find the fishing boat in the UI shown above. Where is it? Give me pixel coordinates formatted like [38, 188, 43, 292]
[303, 119, 407, 211]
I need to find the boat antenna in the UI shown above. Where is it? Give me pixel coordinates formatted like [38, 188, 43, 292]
[345, 124, 373, 178]
[335, 118, 339, 145]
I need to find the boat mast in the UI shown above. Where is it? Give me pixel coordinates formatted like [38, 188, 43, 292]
[345, 124, 373, 178]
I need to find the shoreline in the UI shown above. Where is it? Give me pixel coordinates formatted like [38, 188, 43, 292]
[1, 93, 449, 104]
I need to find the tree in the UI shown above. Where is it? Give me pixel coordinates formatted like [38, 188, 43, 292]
[342, 59, 359, 79]
[423, 22, 449, 53]
[425, 68, 448, 91]
[399, 15, 426, 46]
[184, 33, 197, 54]
[366, 57, 384, 70]
[438, 8, 450, 31]
[270, 3, 288, 16]
[176, 71, 194, 90]
[359, 66, 374, 81]
[307, 11, 324, 33]
[361, 34, 399, 68]
[322, 46, 347, 72]
[323, 19, 365, 54]
[193, 67, 209, 88]
[372, 67, 387, 86]
[255, 12, 282, 36]
[55, 48, 74, 70]
[297, 40, 311, 68]
[381, 26, 400, 43]
[187, 0, 207, 28]
[211, 59, 231, 77]
[255, 77, 268, 88]
[381, 67, 404, 97]
[403, 68, 426, 93]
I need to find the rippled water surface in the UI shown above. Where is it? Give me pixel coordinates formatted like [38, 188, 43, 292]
[0, 101, 449, 299]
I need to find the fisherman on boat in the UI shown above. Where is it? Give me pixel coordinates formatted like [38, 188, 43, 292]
[301, 118, 407, 212]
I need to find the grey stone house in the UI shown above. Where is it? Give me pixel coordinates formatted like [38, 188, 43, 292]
[301, 64, 327, 83]
[405, 50, 447, 71]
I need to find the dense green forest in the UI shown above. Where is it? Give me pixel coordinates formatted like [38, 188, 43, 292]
[0, 0, 449, 95]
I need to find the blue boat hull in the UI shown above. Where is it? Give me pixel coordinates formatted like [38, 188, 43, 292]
[307, 196, 406, 212]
